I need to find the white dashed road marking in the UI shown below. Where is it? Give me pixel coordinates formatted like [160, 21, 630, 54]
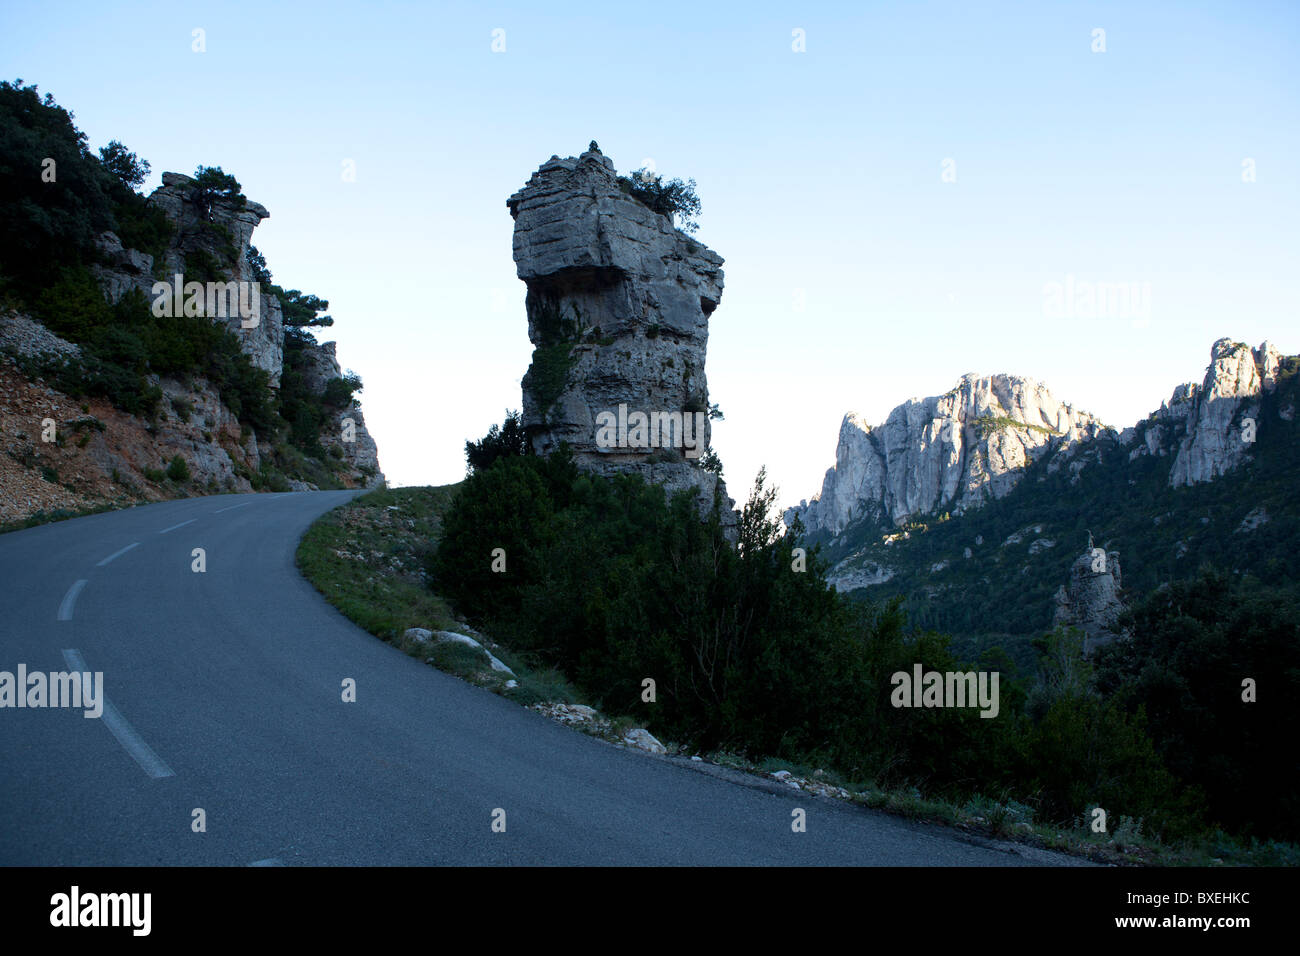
[62, 649, 175, 780]
[57, 580, 88, 621]
[158, 519, 196, 534]
[96, 542, 139, 566]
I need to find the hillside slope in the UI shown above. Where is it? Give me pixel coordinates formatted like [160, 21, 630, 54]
[791, 340, 1298, 666]
[0, 82, 382, 527]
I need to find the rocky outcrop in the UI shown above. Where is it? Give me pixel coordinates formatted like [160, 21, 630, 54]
[507, 145, 732, 520]
[787, 374, 1103, 536]
[294, 340, 383, 487]
[1052, 541, 1127, 655]
[158, 172, 283, 385]
[2, 168, 384, 522]
[89, 231, 155, 304]
[1156, 339, 1279, 487]
[92, 173, 285, 386]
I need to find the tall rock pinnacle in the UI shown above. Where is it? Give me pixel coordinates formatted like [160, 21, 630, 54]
[507, 146, 733, 519]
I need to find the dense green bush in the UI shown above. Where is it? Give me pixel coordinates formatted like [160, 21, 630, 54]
[464, 409, 530, 474]
[191, 165, 245, 220]
[0, 80, 115, 299]
[431, 417, 1276, 841]
[436, 442, 977, 781]
[323, 373, 362, 409]
[1094, 567, 1300, 841]
[166, 454, 190, 482]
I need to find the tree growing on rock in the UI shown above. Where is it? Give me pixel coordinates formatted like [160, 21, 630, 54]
[191, 165, 246, 220]
[619, 168, 702, 234]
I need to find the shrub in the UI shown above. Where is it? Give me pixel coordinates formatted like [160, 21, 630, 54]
[465, 410, 530, 475]
[522, 341, 577, 416]
[323, 373, 362, 409]
[166, 455, 190, 482]
[618, 169, 702, 233]
[1094, 567, 1300, 840]
[0, 81, 116, 299]
[434, 457, 921, 768]
[99, 140, 150, 189]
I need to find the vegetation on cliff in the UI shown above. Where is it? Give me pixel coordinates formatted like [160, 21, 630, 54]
[0, 80, 368, 491]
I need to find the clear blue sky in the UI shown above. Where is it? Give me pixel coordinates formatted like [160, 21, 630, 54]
[3, 1, 1296, 506]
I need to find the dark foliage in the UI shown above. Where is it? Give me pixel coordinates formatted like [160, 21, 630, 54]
[464, 410, 531, 475]
[1094, 567, 1300, 841]
[618, 168, 702, 233]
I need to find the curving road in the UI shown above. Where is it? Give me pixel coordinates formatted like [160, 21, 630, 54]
[0, 493, 1084, 866]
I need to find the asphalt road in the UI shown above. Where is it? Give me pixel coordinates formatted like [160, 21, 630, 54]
[0, 493, 1084, 866]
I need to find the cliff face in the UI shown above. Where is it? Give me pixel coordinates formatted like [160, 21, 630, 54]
[296, 341, 383, 481]
[508, 146, 730, 516]
[789, 338, 1289, 540]
[787, 374, 1104, 536]
[1, 172, 383, 524]
[1119, 338, 1282, 487]
[92, 171, 286, 386]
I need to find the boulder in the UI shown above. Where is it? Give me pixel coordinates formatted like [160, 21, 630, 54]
[433, 631, 515, 675]
[623, 728, 667, 754]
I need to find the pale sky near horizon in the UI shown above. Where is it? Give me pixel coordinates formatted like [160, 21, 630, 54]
[2, 1, 1296, 508]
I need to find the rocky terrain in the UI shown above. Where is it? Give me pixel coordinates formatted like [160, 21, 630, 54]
[787, 337, 1297, 662]
[92, 171, 287, 384]
[1120, 338, 1284, 487]
[790, 338, 1286, 542]
[1, 173, 382, 527]
[507, 144, 732, 520]
[1, 319, 257, 523]
[786, 374, 1104, 536]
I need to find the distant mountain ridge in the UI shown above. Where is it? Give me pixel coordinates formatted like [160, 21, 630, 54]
[784, 337, 1299, 665]
[785, 373, 1104, 536]
[787, 338, 1287, 540]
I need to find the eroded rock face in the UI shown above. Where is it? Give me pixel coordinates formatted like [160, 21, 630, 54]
[94, 173, 286, 386]
[1119, 339, 1282, 486]
[149, 172, 285, 386]
[1164, 339, 1281, 487]
[90, 231, 155, 304]
[1053, 543, 1127, 655]
[293, 340, 384, 488]
[4, 168, 385, 515]
[787, 374, 1103, 535]
[508, 147, 731, 518]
